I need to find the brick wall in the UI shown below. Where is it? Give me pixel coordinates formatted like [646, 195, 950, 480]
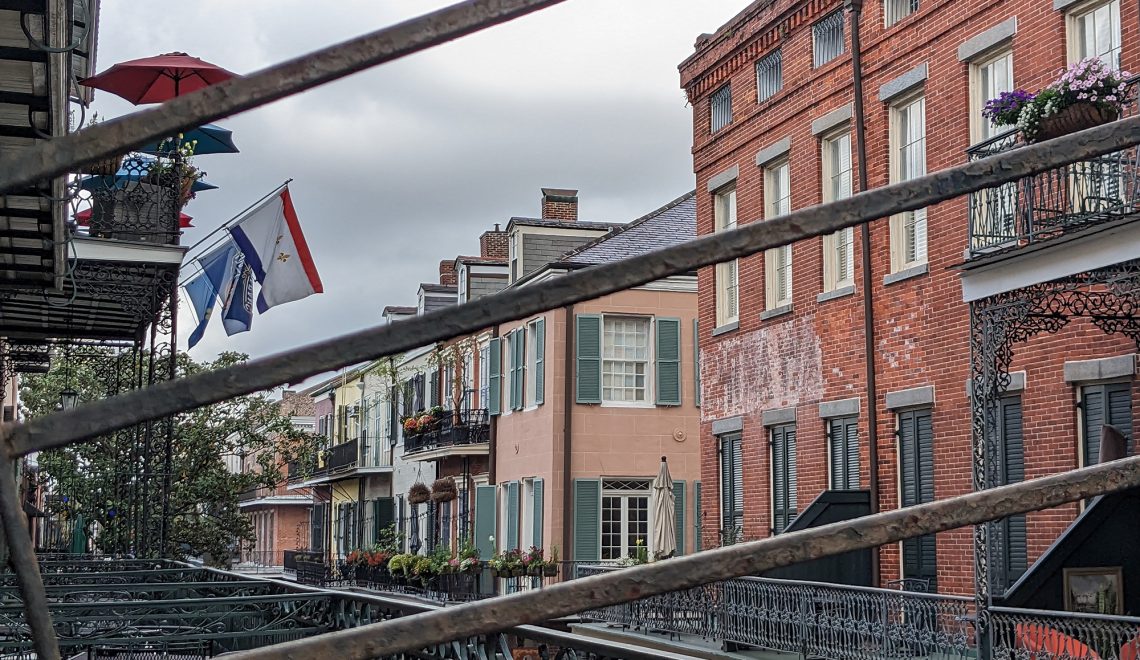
[684, 0, 1139, 595]
[480, 226, 508, 259]
[540, 188, 578, 221]
[439, 260, 458, 286]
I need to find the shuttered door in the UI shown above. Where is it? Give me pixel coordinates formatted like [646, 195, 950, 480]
[474, 486, 496, 560]
[694, 482, 702, 552]
[673, 480, 686, 556]
[425, 502, 437, 553]
[573, 479, 601, 561]
[505, 481, 519, 551]
[311, 503, 326, 552]
[828, 416, 860, 490]
[1082, 382, 1134, 466]
[576, 315, 602, 403]
[899, 408, 937, 590]
[429, 369, 440, 408]
[532, 478, 544, 547]
[993, 396, 1027, 593]
[771, 424, 797, 533]
[373, 497, 395, 544]
[719, 433, 743, 543]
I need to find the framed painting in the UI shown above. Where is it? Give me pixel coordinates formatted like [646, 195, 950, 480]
[1064, 567, 1124, 615]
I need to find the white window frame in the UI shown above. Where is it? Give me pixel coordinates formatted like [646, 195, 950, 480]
[714, 186, 739, 327]
[600, 479, 652, 561]
[969, 49, 1014, 145]
[821, 130, 854, 292]
[526, 318, 541, 408]
[885, 0, 917, 27]
[601, 314, 653, 407]
[509, 231, 521, 283]
[1068, 0, 1121, 69]
[889, 93, 928, 272]
[457, 263, 468, 303]
[478, 342, 489, 410]
[521, 478, 535, 548]
[764, 159, 793, 309]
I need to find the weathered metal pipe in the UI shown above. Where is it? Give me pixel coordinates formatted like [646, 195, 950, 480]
[226, 454, 1140, 659]
[7, 116, 1140, 459]
[0, 451, 60, 660]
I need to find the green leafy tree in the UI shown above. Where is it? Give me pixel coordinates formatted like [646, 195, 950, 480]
[23, 350, 321, 562]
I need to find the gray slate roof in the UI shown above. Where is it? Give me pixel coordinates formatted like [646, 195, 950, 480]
[560, 191, 696, 265]
[507, 217, 623, 231]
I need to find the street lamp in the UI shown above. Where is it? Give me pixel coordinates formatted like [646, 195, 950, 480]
[59, 389, 79, 411]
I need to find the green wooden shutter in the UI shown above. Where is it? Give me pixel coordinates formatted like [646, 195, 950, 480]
[900, 409, 937, 590]
[506, 481, 519, 550]
[474, 485, 496, 560]
[673, 480, 686, 556]
[532, 478, 544, 547]
[694, 481, 702, 552]
[534, 319, 545, 405]
[488, 338, 501, 416]
[573, 479, 601, 561]
[828, 417, 860, 490]
[1082, 383, 1133, 465]
[771, 424, 797, 533]
[655, 318, 682, 406]
[693, 319, 701, 407]
[719, 434, 743, 543]
[995, 396, 1026, 592]
[576, 315, 602, 404]
[373, 497, 395, 544]
[517, 328, 524, 410]
[429, 369, 439, 408]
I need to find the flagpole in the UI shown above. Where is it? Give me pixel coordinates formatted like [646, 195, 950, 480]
[184, 178, 293, 257]
[178, 178, 292, 286]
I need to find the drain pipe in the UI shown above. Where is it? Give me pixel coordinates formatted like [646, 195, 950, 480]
[847, 0, 881, 588]
[562, 304, 575, 561]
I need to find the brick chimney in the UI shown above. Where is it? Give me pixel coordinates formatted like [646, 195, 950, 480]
[541, 188, 578, 221]
[439, 260, 458, 286]
[480, 223, 508, 259]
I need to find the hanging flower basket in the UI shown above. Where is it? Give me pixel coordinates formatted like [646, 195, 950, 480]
[408, 482, 431, 505]
[1033, 102, 1118, 143]
[431, 476, 458, 503]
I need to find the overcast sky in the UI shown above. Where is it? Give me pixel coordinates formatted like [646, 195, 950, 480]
[92, 1, 741, 372]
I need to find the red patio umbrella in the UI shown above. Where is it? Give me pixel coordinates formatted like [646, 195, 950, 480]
[78, 52, 238, 104]
[74, 208, 194, 228]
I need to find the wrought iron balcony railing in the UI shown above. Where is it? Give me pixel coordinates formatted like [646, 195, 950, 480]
[327, 438, 358, 472]
[403, 409, 489, 456]
[967, 82, 1140, 258]
[990, 606, 1140, 660]
[75, 155, 188, 246]
[576, 565, 975, 660]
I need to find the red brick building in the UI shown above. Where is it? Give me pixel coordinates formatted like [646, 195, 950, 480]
[684, 0, 1138, 596]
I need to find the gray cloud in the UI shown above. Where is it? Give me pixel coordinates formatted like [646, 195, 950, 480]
[89, 1, 740, 370]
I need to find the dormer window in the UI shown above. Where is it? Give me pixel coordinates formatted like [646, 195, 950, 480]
[510, 232, 520, 282]
[457, 264, 468, 303]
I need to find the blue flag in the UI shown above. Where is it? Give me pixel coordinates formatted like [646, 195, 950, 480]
[184, 241, 240, 348]
[222, 253, 254, 336]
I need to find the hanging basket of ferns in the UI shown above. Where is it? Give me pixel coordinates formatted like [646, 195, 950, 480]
[408, 482, 431, 505]
[431, 477, 458, 503]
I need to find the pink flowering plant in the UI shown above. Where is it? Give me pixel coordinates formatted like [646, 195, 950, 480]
[1011, 58, 1132, 139]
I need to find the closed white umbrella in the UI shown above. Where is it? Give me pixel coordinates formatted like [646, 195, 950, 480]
[651, 456, 676, 561]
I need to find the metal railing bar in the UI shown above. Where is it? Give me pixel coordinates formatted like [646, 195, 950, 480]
[989, 605, 1140, 624]
[224, 453, 1140, 659]
[0, 451, 59, 660]
[0, 0, 569, 194]
[7, 116, 1140, 458]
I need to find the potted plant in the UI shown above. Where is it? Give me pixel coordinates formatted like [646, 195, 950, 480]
[387, 553, 410, 587]
[431, 476, 458, 503]
[523, 546, 545, 577]
[401, 416, 420, 437]
[989, 58, 1132, 143]
[408, 482, 431, 505]
[544, 546, 560, 577]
